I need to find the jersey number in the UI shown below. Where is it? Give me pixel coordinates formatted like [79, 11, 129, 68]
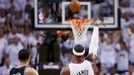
[77, 70, 88, 75]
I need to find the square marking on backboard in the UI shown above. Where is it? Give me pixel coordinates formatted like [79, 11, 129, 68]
[62, 2, 91, 24]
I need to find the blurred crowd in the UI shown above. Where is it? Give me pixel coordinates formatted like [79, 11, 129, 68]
[0, 0, 44, 74]
[0, 0, 134, 75]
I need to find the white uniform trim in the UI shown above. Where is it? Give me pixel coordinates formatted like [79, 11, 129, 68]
[72, 48, 85, 56]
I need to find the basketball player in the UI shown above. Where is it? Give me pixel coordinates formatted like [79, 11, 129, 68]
[9, 49, 39, 75]
[60, 25, 99, 75]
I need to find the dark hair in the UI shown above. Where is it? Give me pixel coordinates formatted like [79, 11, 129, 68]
[73, 44, 85, 53]
[18, 49, 30, 61]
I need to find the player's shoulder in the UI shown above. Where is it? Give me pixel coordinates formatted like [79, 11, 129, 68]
[84, 60, 92, 63]
[60, 66, 70, 75]
[84, 60, 93, 66]
[25, 67, 39, 75]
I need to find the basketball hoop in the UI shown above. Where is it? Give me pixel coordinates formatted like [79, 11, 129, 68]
[69, 18, 93, 44]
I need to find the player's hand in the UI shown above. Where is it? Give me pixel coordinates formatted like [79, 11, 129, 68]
[95, 20, 104, 26]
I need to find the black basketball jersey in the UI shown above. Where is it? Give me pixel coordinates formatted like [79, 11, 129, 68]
[9, 66, 27, 75]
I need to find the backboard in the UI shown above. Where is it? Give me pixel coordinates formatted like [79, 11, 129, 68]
[34, 0, 120, 30]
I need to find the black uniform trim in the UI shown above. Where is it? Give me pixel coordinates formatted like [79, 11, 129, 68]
[9, 66, 27, 75]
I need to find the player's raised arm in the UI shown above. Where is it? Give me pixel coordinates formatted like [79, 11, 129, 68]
[88, 26, 99, 56]
[86, 20, 102, 62]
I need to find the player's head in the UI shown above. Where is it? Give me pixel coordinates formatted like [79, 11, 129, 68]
[18, 49, 30, 64]
[73, 44, 85, 56]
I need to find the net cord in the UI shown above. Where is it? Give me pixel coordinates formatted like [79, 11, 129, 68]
[70, 19, 91, 44]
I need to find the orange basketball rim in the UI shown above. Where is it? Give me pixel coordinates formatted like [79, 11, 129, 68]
[69, 18, 93, 29]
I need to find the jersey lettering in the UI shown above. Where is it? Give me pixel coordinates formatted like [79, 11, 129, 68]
[13, 72, 21, 75]
[76, 70, 88, 75]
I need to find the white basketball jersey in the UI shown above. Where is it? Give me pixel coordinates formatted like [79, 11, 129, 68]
[69, 60, 94, 75]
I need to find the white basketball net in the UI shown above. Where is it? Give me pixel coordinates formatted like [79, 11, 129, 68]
[70, 19, 92, 44]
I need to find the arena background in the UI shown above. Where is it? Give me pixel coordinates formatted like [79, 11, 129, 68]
[0, 0, 134, 75]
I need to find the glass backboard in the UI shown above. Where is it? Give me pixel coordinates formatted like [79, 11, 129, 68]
[34, 0, 120, 30]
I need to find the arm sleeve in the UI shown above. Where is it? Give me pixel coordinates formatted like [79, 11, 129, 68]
[89, 26, 99, 56]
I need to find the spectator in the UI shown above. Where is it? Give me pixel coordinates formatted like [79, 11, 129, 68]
[116, 39, 129, 75]
[0, 55, 13, 75]
[99, 35, 117, 75]
[8, 26, 22, 41]
[3, 25, 11, 43]
[24, 3, 32, 20]
[31, 43, 40, 68]
[30, 31, 44, 66]
[5, 15, 12, 26]
[19, 25, 32, 49]
[12, 10, 24, 26]
[6, 35, 23, 66]
[0, 27, 8, 66]
[7, 0, 18, 16]
[128, 23, 134, 75]
[0, 4, 6, 26]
